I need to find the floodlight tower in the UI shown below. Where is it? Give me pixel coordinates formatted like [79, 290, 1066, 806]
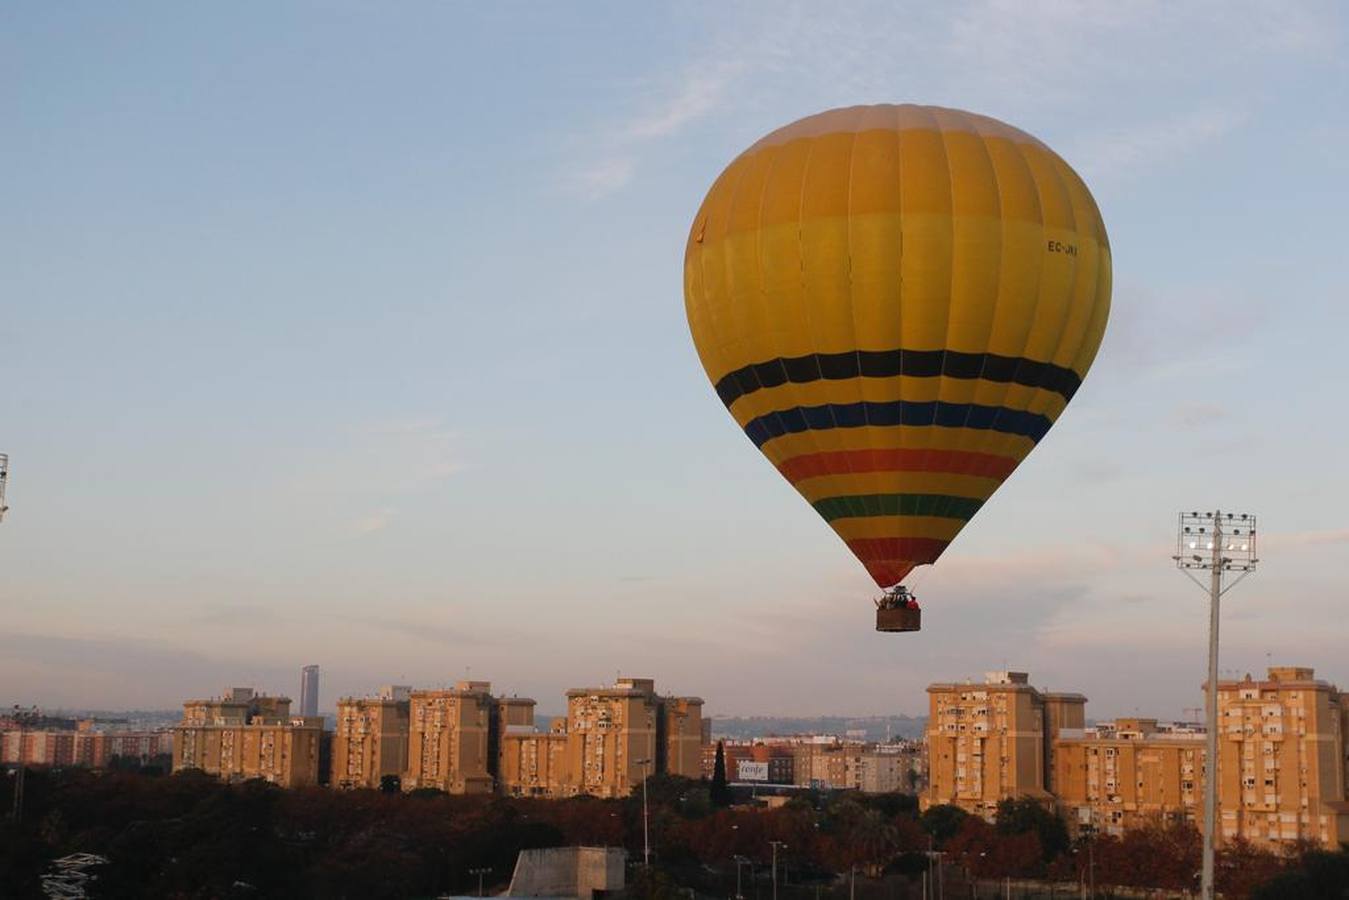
[0, 453, 9, 522]
[1173, 511, 1258, 900]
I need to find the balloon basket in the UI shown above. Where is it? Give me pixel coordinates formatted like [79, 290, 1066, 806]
[875, 586, 921, 633]
[875, 606, 921, 632]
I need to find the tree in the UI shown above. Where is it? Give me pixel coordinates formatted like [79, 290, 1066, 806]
[947, 817, 1045, 879]
[1252, 849, 1349, 899]
[994, 797, 1069, 861]
[843, 808, 900, 875]
[920, 804, 969, 846]
[710, 741, 730, 808]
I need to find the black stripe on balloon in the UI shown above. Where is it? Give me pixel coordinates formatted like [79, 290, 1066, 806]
[714, 350, 1081, 408]
[743, 400, 1053, 448]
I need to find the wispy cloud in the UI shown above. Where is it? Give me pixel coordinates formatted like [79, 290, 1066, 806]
[565, 156, 635, 199]
[561, 0, 1337, 197]
[1170, 403, 1231, 430]
[0, 632, 295, 708]
[558, 13, 797, 198]
[1262, 528, 1349, 551]
[293, 418, 464, 497]
[353, 506, 396, 535]
[1071, 108, 1248, 182]
[191, 604, 289, 627]
[624, 61, 748, 140]
[323, 611, 505, 651]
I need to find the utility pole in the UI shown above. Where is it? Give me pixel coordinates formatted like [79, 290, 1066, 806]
[1082, 815, 1096, 900]
[1089, 830, 1095, 900]
[469, 867, 491, 897]
[1174, 511, 1258, 900]
[10, 760, 22, 825]
[768, 841, 787, 900]
[635, 757, 652, 866]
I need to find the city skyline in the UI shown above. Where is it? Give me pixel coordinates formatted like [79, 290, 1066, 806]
[3, 3, 1348, 717]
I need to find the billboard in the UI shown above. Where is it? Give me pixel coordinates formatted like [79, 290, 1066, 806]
[737, 760, 769, 782]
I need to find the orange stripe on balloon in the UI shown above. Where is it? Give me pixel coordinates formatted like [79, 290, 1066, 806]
[779, 449, 1018, 483]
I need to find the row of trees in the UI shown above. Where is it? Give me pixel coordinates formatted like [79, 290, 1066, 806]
[1, 765, 1344, 898]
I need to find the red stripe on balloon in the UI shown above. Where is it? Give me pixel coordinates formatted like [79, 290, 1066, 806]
[779, 449, 1018, 483]
[847, 537, 950, 588]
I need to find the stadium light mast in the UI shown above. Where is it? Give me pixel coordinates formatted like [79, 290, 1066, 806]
[1173, 511, 1258, 900]
[0, 453, 9, 522]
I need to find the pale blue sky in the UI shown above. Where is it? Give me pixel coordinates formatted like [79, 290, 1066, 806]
[3, 2, 1346, 717]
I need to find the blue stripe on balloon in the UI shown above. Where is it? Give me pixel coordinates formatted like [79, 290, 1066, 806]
[744, 401, 1053, 448]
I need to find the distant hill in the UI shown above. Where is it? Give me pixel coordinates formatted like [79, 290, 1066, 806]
[710, 714, 926, 742]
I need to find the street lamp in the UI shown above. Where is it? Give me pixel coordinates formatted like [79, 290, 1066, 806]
[733, 855, 751, 899]
[767, 841, 787, 900]
[1075, 813, 1097, 900]
[635, 757, 652, 867]
[924, 834, 944, 900]
[468, 867, 491, 897]
[1173, 510, 1258, 900]
[9, 704, 36, 825]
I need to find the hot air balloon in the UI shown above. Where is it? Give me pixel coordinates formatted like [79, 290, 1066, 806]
[683, 105, 1111, 632]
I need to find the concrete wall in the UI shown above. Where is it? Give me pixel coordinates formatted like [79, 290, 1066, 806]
[506, 846, 625, 897]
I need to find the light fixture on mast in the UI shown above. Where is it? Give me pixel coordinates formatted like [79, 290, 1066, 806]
[1173, 510, 1258, 900]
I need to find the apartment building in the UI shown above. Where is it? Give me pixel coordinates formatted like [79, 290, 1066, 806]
[701, 741, 797, 785]
[700, 736, 923, 794]
[332, 686, 411, 789]
[173, 688, 324, 787]
[1214, 667, 1348, 847]
[845, 746, 920, 794]
[404, 681, 499, 794]
[928, 667, 1349, 849]
[925, 671, 1085, 817]
[498, 677, 704, 799]
[1055, 718, 1204, 835]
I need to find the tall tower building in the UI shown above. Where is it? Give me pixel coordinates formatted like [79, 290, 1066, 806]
[299, 665, 320, 718]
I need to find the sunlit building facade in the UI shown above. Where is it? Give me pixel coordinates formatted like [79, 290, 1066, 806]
[498, 677, 704, 799]
[924, 671, 1085, 817]
[332, 688, 411, 790]
[404, 681, 499, 794]
[927, 667, 1349, 849]
[173, 688, 323, 787]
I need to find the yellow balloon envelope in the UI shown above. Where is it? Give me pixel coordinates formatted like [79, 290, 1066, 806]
[684, 105, 1111, 589]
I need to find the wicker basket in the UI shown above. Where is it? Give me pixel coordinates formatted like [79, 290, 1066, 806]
[875, 605, 922, 633]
